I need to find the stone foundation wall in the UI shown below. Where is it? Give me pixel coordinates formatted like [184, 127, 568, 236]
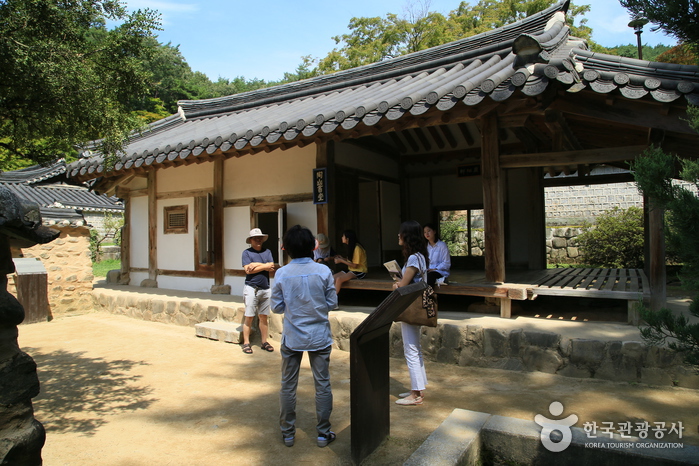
[8, 226, 94, 316]
[92, 288, 699, 389]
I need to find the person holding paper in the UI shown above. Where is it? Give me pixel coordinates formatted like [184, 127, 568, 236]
[392, 220, 429, 406]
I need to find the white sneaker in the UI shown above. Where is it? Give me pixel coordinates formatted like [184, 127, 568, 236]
[395, 396, 423, 406]
[398, 392, 412, 398]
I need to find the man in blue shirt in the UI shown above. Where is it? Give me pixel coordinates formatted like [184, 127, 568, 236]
[241, 228, 276, 354]
[271, 225, 338, 448]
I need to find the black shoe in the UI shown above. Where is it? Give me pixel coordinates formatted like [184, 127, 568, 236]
[317, 431, 336, 447]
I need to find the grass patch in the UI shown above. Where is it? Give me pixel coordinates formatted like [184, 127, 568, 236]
[93, 259, 120, 277]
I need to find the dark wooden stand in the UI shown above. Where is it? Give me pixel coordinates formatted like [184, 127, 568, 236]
[349, 281, 426, 464]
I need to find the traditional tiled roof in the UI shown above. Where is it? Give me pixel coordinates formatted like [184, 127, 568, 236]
[0, 160, 123, 226]
[66, 0, 699, 179]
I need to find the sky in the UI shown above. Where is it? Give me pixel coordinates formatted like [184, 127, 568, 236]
[123, 0, 677, 83]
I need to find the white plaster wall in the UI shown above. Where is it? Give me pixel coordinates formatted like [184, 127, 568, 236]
[224, 206, 253, 271]
[130, 271, 148, 287]
[287, 202, 317, 234]
[431, 174, 483, 207]
[223, 145, 315, 199]
[130, 196, 149, 269]
[224, 276, 246, 296]
[157, 198, 195, 271]
[335, 142, 398, 177]
[126, 176, 147, 190]
[158, 276, 213, 293]
[408, 177, 431, 222]
[158, 162, 213, 192]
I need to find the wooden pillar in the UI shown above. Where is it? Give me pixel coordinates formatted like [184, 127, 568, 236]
[147, 170, 157, 282]
[527, 167, 546, 270]
[213, 159, 224, 285]
[481, 113, 505, 283]
[316, 141, 335, 240]
[120, 192, 131, 285]
[648, 200, 666, 311]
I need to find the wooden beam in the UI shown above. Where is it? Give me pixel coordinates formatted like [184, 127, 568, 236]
[147, 170, 157, 282]
[551, 94, 696, 135]
[427, 126, 445, 150]
[120, 195, 131, 285]
[481, 113, 505, 284]
[387, 132, 407, 153]
[413, 127, 431, 152]
[213, 158, 224, 285]
[499, 145, 647, 168]
[345, 136, 400, 161]
[157, 188, 214, 200]
[457, 123, 475, 146]
[224, 193, 314, 208]
[648, 200, 666, 311]
[401, 129, 420, 152]
[439, 125, 458, 149]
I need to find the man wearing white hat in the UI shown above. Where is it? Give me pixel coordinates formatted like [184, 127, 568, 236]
[241, 228, 276, 354]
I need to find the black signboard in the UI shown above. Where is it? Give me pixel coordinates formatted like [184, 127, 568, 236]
[458, 164, 481, 177]
[313, 168, 328, 204]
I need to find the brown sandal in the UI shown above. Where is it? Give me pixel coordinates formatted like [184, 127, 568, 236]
[242, 344, 253, 354]
[261, 342, 274, 352]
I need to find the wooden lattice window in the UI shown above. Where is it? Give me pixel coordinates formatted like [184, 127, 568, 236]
[164, 205, 188, 234]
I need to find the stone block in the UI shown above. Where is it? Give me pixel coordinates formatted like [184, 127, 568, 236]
[551, 237, 567, 248]
[165, 301, 178, 316]
[640, 367, 673, 387]
[206, 306, 218, 321]
[458, 345, 482, 367]
[522, 347, 563, 373]
[557, 364, 592, 379]
[441, 324, 462, 349]
[621, 341, 645, 361]
[483, 328, 508, 357]
[595, 359, 637, 383]
[436, 347, 458, 365]
[673, 366, 699, 389]
[210, 285, 231, 295]
[140, 279, 157, 288]
[152, 300, 165, 315]
[508, 329, 522, 358]
[219, 306, 239, 322]
[105, 270, 121, 284]
[570, 339, 606, 367]
[523, 330, 559, 348]
[179, 301, 193, 316]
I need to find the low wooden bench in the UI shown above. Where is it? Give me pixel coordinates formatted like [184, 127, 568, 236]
[530, 268, 650, 325]
[341, 267, 649, 323]
[341, 279, 533, 318]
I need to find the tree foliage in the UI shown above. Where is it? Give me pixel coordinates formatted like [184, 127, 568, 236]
[577, 207, 645, 268]
[620, 0, 699, 48]
[0, 0, 161, 164]
[317, 0, 592, 73]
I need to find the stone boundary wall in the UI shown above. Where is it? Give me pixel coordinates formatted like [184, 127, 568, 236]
[8, 226, 94, 317]
[92, 288, 699, 389]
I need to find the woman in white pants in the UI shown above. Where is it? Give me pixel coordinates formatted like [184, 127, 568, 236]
[392, 220, 429, 406]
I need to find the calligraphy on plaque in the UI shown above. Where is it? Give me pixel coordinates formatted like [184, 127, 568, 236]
[313, 168, 328, 204]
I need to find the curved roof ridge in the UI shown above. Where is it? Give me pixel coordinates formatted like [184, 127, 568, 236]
[572, 48, 699, 74]
[178, 0, 570, 119]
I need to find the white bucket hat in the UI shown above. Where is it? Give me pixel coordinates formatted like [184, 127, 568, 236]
[246, 228, 269, 244]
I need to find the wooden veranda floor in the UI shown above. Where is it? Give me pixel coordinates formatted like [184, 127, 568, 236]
[342, 267, 650, 323]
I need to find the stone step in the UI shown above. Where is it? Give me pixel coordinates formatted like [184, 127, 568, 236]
[195, 321, 243, 344]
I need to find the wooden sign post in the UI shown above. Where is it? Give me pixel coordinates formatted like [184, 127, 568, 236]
[349, 281, 426, 464]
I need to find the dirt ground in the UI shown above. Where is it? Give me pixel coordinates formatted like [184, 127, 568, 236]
[17, 310, 699, 466]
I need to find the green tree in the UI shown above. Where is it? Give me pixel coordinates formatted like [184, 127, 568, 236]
[620, 0, 699, 48]
[577, 207, 645, 268]
[622, 0, 699, 370]
[631, 142, 699, 369]
[318, 0, 592, 73]
[0, 0, 161, 166]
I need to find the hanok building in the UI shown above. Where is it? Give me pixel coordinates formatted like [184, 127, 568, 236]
[67, 0, 699, 321]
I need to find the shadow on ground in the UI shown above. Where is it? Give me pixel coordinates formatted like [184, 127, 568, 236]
[25, 348, 156, 435]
